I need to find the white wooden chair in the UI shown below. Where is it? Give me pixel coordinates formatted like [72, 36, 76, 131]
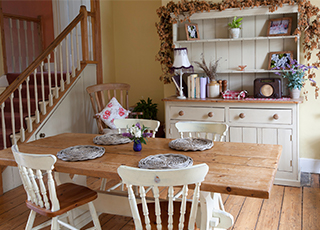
[175, 121, 228, 142]
[117, 164, 209, 230]
[99, 118, 161, 191]
[11, 145, 101, 230]
[114, 118, 160, 137]
[174, 121, 233, 229]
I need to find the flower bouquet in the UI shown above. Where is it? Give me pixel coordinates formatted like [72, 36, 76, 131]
[272, 58, 317, 99]
[122, 123, 152, 151]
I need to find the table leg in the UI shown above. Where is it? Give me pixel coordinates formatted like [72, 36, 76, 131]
[199, 192, 234, 230]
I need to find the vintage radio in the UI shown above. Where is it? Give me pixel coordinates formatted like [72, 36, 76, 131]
[254, 78, 281, 98]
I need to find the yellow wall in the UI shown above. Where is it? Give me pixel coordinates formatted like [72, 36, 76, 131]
[100, 0, 320, 160]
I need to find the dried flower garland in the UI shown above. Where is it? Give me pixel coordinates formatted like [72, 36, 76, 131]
[155, 0, 320, 98]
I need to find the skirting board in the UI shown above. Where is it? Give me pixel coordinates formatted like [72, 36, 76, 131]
[300, 158, 320, 174]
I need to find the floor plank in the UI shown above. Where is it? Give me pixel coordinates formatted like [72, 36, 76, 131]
[279, 186, 302, 230]
[255, 185, 284, 230]
[302, 187, 320, 230]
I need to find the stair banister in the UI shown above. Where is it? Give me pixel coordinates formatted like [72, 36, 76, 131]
[0, 5, 90, 104]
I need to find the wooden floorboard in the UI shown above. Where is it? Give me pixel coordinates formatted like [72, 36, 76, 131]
[0, 174, 319, 230]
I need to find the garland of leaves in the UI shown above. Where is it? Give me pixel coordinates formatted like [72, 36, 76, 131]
[155, 0, 320, 98]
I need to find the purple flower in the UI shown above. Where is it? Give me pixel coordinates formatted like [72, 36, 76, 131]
[136, 123, 141, 129]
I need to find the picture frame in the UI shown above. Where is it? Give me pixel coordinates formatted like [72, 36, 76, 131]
[268, 51, 294, 70]
[267, 17, 292, 36]
[185, 23, 200, 41]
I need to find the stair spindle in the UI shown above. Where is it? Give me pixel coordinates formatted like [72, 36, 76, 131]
[47, 54, 53, 106]
[24, 21, 29, 67]
[16, 20, 22, 73]
[59, 43, 65, 92]
[10, 93, 16, 145]
[9, 18, 15, 72]
[26, 77, 33, 132]
[76, 24, 80, 71]
[33, 69, 40, 123]
[54, 48, 59, 99]
[40, 61, 46, 115]
[65, 35, 70, 84]
[71, 30, 75, 78]
[31, 22, 35, 61]
[1, 103, 6, 149]
[18, 85, 25, 142]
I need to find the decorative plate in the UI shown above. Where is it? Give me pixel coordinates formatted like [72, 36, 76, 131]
[138, 153, 193, 169]
[57, 145, 105, 161]
[169, 137, 214, 151]
[93, 134, 132, 145]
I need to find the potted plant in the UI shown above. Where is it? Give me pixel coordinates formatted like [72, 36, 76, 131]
[132, 97, 158, 120]
[273, 58, 317, 99]
[228, 16, 243, 38]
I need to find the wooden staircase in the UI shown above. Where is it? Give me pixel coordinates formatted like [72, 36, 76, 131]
[0, 5, 95, 150]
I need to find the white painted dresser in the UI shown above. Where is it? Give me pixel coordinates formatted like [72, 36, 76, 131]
[163, 97, 302, 186]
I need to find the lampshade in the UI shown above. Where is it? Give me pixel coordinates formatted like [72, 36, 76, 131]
[172, 48, 193, 70]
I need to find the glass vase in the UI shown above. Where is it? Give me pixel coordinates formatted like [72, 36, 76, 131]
[133, 140, 142, 152]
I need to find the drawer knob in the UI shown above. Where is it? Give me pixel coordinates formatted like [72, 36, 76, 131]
[208, 112, 213, 117]
[178, 111, 184, 116]
[239, 113, 245, 119]
[273, 114, 279, 120]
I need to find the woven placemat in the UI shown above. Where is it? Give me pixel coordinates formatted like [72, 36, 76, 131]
[93, 134, 132, 145]
[57, 145, 105, 161]
[138, 153, 193, 169]
[169, 137, 213, 151]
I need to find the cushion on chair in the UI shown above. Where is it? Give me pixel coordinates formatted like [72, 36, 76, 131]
[96, 97, 130, 129]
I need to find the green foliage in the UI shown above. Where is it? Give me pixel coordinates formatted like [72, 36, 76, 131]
[133, 97, 158, 120]
[228, 16, 243, 29]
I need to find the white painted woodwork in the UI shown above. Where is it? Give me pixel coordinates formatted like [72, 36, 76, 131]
[1, 103, 6, 149]
[117, 164, 209, 230]
[59, 44, 65, 92]
[65, 34, 70, 84]
[40, 62, 46, 115]
[10, 93, 16, 145]
[113, 119, 160, 138]
[47, 54, 54, 106]
[33, 70, 40, 123]
[71, 30, 76, 78]
[172, 4, 299, 96]
[11, 144, 101, 230]
[76, 24, 81, 70]
[18, 85, 25, 142]
[54, 48, 59, 99]
[26, 77, 33, 132]
[164, 100, 300, 187]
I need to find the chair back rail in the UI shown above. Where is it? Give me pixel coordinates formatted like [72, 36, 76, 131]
[0, 6, 94, 149]
[118, 164, 209, 230]
[175, 121, 229, 141]
[114, 118, 160, 138]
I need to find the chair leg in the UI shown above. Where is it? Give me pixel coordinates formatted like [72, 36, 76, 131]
[88, 202, 101, 230]
[67, 210, 75, 226]
[51, 217, 59, 230]
[25, 210, 36, 230]
[100, 178, 107, 191]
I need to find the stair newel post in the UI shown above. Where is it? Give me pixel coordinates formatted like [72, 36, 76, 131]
[80, 5, 89, 62]
[65, 35, 70, 84]
[54, 48, 59, 99]
[1, 103, 6, 149]
[26, 76, 33, 132]
[16, 20, 22, 72]
[10, 93, 16, 145]
[33, 69, 40, 124]
[40, 61, 46, 115]
[71, 29, 75, 78]
[18, 84, 25, 142]
[76, 24, 81, 71]
[59, 43, 65, 92]
[47, 54, 53, 106]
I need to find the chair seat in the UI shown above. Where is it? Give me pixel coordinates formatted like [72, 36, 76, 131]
[26, 183, 98, 217]
[138, 200, 194, 230]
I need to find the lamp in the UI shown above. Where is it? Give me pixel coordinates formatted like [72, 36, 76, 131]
[172, 48, 193, 99]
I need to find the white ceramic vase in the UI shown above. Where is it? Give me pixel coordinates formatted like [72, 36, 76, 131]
[290, 88, 301, 99]
[208, 81, 220, 98]
[230, 28, 240, 38]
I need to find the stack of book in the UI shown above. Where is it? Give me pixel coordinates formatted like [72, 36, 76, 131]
[172, 74, 208, 99]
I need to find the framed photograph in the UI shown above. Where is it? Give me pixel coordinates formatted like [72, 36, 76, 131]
[267, 17, 292, 36]
[185, 23, 200, 41]
[268, 51, 294, 70]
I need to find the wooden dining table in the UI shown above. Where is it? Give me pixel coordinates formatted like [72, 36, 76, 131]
[0, 133, 282, 229]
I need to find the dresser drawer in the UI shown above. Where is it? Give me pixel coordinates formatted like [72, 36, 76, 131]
[229, 108, 292, 125]
[170, 106, 225, 122]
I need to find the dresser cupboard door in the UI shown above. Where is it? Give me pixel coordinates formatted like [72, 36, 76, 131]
[229, 127, 257, 143]
[261, 128, 293, 172]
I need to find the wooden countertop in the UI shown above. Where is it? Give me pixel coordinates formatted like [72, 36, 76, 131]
[162, 95, 303, 104]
